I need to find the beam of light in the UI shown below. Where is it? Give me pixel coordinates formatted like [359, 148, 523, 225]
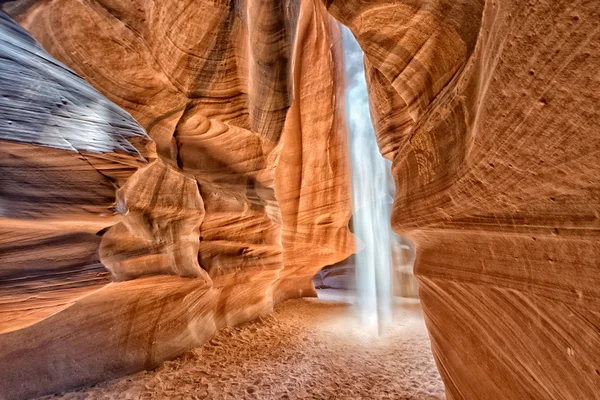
[341, 26, 394, 335]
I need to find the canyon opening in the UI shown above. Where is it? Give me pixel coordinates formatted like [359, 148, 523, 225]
[1, 0, 599, 400]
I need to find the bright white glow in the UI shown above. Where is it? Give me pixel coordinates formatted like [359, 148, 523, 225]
[341, 26, 394, 335]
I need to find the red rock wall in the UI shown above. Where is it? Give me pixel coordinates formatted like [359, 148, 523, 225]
[0, 1, 354, 398]
[0, 10, 152, 337]
[324, 0, 600, 399]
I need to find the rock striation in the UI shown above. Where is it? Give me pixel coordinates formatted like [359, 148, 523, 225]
[8, 0, 354, 293]
[325, 0, 600, 399]
[0, 1, 353, 398]
[1, 0, 599, 399]
[0, 10, 152, 336]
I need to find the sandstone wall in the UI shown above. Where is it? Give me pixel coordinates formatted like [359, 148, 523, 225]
[9, 0, 354, 292]
[0, 10, 152, 336]
[2, 0, 599, 399]
[0, 1, 353, 398]
[324, 0, 600, 398]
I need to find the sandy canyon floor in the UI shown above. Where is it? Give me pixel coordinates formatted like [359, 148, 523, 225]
[39, 290, 444, 400]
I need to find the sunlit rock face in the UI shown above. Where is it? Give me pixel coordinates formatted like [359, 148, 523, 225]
[8, 0, 354, 291]
[325, 0, 600, 399]
[0, 1, 353, 398]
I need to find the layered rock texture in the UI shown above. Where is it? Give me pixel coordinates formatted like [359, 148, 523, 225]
[0, 11, 152, 335]
[324, 0, 600, 399]
[1, 0, 599, 399]
[0, 1, 353, 398]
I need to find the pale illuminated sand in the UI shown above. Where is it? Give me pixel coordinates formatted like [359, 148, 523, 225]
[39, 290, 444, 400]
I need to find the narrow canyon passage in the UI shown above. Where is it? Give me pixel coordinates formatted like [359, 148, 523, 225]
[37, 290, 444, 400]
[1, 0, 599, 398]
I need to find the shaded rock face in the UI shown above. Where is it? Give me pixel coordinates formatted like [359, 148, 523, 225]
[0, 1, 353, 399]
[313, 232, 418, 298]
[314, 255, 357, 290]
[0, 11, 152, 335]
[325, 0, 600, 399]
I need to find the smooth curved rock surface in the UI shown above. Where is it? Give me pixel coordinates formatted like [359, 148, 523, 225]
[0, 10, 151, 336]
[325, 0, 600, 399]
[0, 1, 353, 398]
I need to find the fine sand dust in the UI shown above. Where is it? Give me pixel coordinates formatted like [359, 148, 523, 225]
[40, 290, 444, 400]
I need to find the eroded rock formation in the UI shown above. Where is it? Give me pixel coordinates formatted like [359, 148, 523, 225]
[1, 0, 599, 399]
[325, 0, 600, 399]
[0, 1, 353, 398]
[0, 11, 152, 336]
[9, 0, 354, 292]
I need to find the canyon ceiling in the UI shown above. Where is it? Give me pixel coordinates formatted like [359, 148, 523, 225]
[0, 0, 599, 399]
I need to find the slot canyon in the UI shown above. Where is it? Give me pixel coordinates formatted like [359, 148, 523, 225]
[0, 0, 599, 399]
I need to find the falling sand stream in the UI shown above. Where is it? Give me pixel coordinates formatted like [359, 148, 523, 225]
[342, 25, 395, 335]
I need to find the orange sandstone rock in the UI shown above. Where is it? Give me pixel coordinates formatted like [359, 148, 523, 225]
[0, 1, 353, 398]
[325, 0, 600, 398]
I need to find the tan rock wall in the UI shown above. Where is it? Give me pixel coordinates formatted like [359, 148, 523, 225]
[324, 0, 600, 398]
[0, 1, 353, 398]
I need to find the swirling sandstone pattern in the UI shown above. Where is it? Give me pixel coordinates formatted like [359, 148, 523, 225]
[0, 1, 353, 399]
[0, 11, 151, 335]
[1, 0, 599, 399]
[10, 0, 354, 290]
[325, 0, 600, 399]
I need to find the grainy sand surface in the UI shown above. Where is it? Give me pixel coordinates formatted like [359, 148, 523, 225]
[40, 290, 444, 400]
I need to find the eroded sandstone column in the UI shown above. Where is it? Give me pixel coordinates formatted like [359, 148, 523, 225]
[324, 0, 600, 398]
